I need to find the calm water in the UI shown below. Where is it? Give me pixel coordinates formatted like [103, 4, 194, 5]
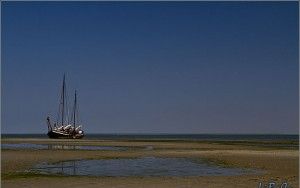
[2, 143, 128, 151]
[31, 157, 259, 177]
[2, 134, 299, 141]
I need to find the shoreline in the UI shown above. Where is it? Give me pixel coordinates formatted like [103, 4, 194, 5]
[1, 138, 299, 188]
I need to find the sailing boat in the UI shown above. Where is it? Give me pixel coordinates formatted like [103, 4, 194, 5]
[46, 75, 84, 139]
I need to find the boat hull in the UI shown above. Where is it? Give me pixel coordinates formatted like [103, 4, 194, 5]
[47, 130, 84, 139]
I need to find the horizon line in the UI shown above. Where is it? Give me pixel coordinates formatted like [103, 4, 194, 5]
[1, 133, 299, 135]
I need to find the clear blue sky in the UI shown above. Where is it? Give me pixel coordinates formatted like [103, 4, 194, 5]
[2, 2, 299, 134]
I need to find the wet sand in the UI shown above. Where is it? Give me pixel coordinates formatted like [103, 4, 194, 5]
[1, 138, 299, 188]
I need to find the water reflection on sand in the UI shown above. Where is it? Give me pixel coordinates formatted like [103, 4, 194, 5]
[1, 143, 129, 151]
[31, 157, 260, 177]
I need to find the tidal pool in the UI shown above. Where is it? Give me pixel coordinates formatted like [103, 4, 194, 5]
[1, 143, 127, 151]
[31, 157, 258, 177]
[2, 143, 46, 150]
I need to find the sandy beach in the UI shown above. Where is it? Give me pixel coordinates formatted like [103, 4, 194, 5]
[1, 138, 299, 188]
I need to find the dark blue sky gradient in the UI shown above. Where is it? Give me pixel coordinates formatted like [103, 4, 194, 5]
[2, 2, 299, 133]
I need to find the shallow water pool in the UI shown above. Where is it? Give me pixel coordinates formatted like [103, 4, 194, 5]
[31, 157, 259, 177]
[1, 143, 127, 151]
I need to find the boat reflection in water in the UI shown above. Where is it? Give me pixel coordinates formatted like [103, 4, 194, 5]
[62, 161, 77, 176]
[33, 157, 260, 177]
[46, 145, 126, 151]
[54, 161, 78, 176]
[47, 145, 80, 150]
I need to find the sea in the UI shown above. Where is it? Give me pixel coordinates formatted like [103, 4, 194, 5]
[1, 134, 299, 141]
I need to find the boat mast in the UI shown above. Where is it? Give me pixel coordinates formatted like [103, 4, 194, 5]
[73, 90, 77, 132]
[61, 74, 66, 126]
